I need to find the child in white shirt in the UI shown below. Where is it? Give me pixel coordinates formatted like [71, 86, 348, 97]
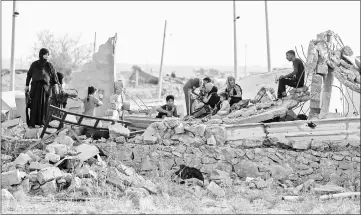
[215, 92, 230, 116]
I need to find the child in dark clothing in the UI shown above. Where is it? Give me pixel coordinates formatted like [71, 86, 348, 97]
[156, 95, 178, 118]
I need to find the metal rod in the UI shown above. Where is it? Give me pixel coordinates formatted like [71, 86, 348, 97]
[233, 0, 238, 80]
[264, 1, 272, 73]
[10, 1, 19, 92]
[157, 20, 167, 100]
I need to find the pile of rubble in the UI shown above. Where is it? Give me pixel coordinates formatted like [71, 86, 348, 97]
[1, 128, 159, 201]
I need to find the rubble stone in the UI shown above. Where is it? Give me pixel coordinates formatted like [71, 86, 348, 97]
[45, 153, 61, 163]
[37, 167, 63, 185]
[2, 189, 15, 201]
[207, 181, 225, 197]
[206, 135, 216, 146]
[1, 170, 22, 187]
[76, 144, 100, 162]
[14, 153, 32, 166]
[142, 179, 157, 194]
[41, 180, 58, 195]
[54, 135, 74, 147]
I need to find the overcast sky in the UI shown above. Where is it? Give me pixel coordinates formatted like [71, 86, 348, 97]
[1, 1, 360, 69]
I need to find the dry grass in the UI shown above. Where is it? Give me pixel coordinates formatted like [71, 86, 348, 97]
[2, 176, 360, 214]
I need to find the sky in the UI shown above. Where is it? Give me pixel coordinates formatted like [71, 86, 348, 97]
[1, 1, 360, 69]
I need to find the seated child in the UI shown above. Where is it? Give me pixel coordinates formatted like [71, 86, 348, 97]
[215, 92, 230, 116]
[156, 95, 178, 118]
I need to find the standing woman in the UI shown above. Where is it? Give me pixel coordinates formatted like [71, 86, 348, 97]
[183, 78, 201, 116]
[225, 76, 243, 107]
[25, 48, 60, 128]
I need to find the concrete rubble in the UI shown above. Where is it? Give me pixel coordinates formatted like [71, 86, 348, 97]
[1, 32, 359, 202]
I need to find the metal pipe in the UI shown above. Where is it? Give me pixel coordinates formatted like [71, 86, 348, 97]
[10, 1, 19, 92]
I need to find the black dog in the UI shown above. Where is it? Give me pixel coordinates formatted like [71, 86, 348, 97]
[173, 164, 204, 186]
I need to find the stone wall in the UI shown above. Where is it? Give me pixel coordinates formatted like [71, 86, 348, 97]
[67, 35, 117, 117]
[102, 134, 360, 191]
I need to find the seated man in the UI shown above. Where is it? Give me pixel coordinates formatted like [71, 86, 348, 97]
[277, 50, 305, 99]
[156, 95, 178, 118]
[193, 83, 220, 118]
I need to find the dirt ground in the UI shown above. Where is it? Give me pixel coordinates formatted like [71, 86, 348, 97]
[2, 189, 360, 214]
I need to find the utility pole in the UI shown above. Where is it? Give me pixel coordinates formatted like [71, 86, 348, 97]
[10, 1, 19, 92]
[157, 20, 167, 100]
[244, 44, 247, 77]
[233, 0, 239, 80]
[264, 1, 272, 73]
[94, 32, 97, 55]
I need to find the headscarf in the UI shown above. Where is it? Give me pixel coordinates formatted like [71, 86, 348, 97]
[205, 82, 214, 93]
[38, 48, 50, 66]
[226, 76, 236, 91]
[87, 86, 97, 102]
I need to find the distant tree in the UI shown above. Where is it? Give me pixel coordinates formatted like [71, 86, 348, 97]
[194, 68, 206, 76]
[29, 30, 92, 83]
[207, 68, 220, 77]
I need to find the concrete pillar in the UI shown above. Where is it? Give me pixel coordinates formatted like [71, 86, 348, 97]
[320, 68, 334, 114]
[309, 73, 323, 118]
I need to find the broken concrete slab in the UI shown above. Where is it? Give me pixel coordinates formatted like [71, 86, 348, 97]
[75, 144, 100, 162]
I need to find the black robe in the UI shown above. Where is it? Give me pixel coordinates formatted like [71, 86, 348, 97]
[26, 60, 59, 127]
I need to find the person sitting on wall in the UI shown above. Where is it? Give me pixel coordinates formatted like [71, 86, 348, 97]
[276, 50, 305, 99]
[156, 95, 179, 118]
[224, 76, 243, 108]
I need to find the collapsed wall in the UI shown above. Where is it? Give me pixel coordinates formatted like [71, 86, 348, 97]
[105, 117, 361, 190]
[67, 34, 117, 117]
[105, 134, 360, 190]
